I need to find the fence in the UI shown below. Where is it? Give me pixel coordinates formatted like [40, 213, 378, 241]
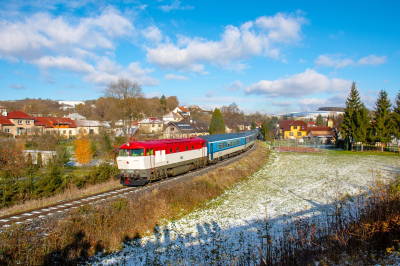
[272, 139, 333, 153]
[351, 142, 400, 154]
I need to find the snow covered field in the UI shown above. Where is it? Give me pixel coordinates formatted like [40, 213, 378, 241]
[91, 151, 399, 265]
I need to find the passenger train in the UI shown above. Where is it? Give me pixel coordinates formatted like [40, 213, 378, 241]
[117, 130, 258, 186]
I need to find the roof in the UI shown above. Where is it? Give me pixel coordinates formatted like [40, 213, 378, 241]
[177, 106, 190, 113]
[279, 120, 307, 131]
[75, 120, 103, 127]
[307, 126, 332, 134]
[0, 105, 6, 109]
[139, 118, 164, 124]
[289, 120, 307, 131]
[0, 116, 14, 126]
[190, 122, 208, 133]
[309, 131, 334, 137]
[34, 117, 77, 128]
[7, 110, 33, 119]
[119, 137, 205, 150]
[163, 111, 183, 119]
[65, 113, 86, 119]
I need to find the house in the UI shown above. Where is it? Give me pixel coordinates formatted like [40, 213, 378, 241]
[65, 113, 86, 121]
[138, 118, 164, 134]
[327, 118, 333, 128]
[255, 122, 262, 129]
[307, 126, 334, 143]
[307, 121, 316, 127]
[163, 111, 183, 123]
[0, 116, 15, 136]
[34, 117, 78, 137]
[74, 120, 110, 135]
[279, 120, 307, 139]
[172, 106, 190, 117]
[0, 105, 7, 116]
[162, 120, 209, 139]
[7, 111, 36, 136]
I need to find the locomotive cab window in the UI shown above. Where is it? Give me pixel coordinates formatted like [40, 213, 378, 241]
[119, 149, 128, 156]
[129, 149, 144, 156]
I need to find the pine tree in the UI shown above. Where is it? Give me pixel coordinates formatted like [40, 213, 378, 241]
[160, 95, 167, 113]
[369, 90, 395, 144]
[209, 108, 225, 135]
[316, 114, 324, 126]
[260, 120, 270, 141]
[340, 82, 370, 148]
[393, 91, 400, 138]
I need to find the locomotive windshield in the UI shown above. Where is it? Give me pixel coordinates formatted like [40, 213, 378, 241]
[119, 149, 145, 156]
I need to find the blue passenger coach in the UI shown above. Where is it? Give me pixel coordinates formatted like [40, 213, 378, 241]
[198, 129, 258, 163]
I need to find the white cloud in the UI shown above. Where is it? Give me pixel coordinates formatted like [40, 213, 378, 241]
[164, 74, 189, 81]
[33, 56, 95, 73]
[10, 83, 26, 89]
[315, 54, 387, 69]
[146, 12, 307, 71]
[357, 55, 387, 65]
[194, 96, 261, 103]
[145, 91, 162, 98]
[159, 0, 194, 12]
[142, 26, 162, 43]
[245, 69, 352, 98]
[299, 58, 306, 63]
[272, 101, 293, 106]
[0, 8, 133, 61]
[226, 80, 243, 92]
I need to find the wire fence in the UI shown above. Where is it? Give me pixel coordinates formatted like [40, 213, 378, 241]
[271, 139, 334, 153]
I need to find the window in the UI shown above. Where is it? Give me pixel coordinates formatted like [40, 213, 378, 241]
[89, 129, 94, 134]
[152, 124, 155, 127]
[171, 127, 174, 131]
[69, 130, 72, 134]
[294, 126, 297, 129]
[119, 149, 129, 156]
[290, 132, 293, 136]
[5, 129, 10, 133]
[302, 126, 305, 129]
[26, 120, 31, 125]
[170, 148, 173, 153]
[63, 130, 66, 134]
[186, 146, 188, 151]
[177, 148, 179, 152]
[297, 132, 302, 136]
[18, 120, 23, 125]
[129, 149, 144, 156]
[191, 146, 194, 150]
[26, 129, 31, 133]
[219, 143, 222, 149]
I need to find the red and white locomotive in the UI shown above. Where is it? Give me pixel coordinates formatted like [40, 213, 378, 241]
[117, 137, 207, 186]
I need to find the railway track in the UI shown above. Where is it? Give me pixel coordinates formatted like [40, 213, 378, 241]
[0, 143, 257, 228]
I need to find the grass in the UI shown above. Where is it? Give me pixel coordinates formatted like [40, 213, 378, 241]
[0, 142, 270, 265]
[0, 178, 121, 216]
[330, 149, 400, 157]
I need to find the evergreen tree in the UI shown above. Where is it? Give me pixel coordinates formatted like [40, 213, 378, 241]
[209, 108, 225, 135]
[103, 131, 112, 154]
[368, 90, 395, 144]
[316, 114, 324, 126]
[393, 91, 400, 138]
[251, 121, 257, 130]
[160, 95, 167, 113]
[340, 82, 370, 148]
[260, 120, 270, 141]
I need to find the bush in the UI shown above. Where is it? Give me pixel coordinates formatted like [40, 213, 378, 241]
[87, 163, 117, 185]
[35, 164, 65, 197]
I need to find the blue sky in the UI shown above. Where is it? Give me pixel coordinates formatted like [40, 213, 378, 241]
[0, 0, 399, 114]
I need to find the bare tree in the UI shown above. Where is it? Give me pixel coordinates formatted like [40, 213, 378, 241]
[104, 78, 143, 140]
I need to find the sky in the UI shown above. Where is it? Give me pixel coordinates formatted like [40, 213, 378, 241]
[0, 0, 399, 114]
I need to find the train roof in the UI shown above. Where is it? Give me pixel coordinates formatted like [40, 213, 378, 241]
[118, 137, 205, 149]
[198, 130, 256, 143]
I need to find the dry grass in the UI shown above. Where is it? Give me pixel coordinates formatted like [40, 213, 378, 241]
[0, 142, 269, 265]
[0, 178, 121, 216]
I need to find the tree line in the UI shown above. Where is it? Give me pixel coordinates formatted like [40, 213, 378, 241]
[340, 82, 399, 149]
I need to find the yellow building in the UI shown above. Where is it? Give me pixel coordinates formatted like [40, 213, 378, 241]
[327, 118, 333, 128]
[279, 120, 308, 139]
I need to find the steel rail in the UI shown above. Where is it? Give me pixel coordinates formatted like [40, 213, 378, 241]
[0, 142, 257, 228]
